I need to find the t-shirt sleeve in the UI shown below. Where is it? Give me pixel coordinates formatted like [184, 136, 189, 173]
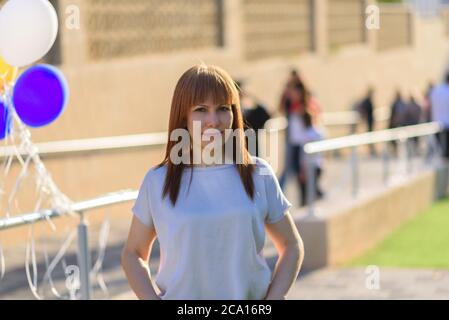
[132, 173, 154, 228]
[259, 159, 292, 224]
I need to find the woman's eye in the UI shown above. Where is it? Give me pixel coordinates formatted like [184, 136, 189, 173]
[194, 107, 206, 112]
[219, 106, 231, 112]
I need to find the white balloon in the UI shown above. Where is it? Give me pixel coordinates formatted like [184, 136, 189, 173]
[0, 0, 58, 67]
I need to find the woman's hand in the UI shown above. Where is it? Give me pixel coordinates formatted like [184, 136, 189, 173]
[264, 293, 287, 300]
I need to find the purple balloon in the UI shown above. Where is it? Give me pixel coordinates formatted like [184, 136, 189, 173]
[0, 99, 11, 140]
[13, 64, 69, 128]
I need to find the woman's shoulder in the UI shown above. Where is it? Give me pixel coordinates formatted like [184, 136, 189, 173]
[251, 156, 276, 177]
[251, 156, 267, 167]
[142, 164, 167, 184]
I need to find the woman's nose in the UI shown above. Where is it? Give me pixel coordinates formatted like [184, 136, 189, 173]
[204, 111, 220, 127]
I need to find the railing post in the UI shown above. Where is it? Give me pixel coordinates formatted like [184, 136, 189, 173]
[77, 212, 92, 300]
[351, 146, 359, 197]
[306, 153, 316, 217]
[382, 141, 390, 185]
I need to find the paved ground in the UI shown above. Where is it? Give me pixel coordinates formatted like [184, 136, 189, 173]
[0, 151, 446, 300]
[113, 266, 449, 300]
[288, 267, 449, 300]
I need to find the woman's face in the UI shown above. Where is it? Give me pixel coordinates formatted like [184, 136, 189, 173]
[187, 96, 234, 150]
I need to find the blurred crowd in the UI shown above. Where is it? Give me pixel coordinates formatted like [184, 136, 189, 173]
[239, 68, 449, 207]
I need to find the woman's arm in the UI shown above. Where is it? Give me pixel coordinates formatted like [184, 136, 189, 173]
[121, 216, 161, 300]
[264, 212, 304, 300]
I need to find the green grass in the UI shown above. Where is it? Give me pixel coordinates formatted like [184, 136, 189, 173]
[348, 197, 449, 269]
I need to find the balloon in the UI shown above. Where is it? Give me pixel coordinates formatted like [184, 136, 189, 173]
[13, 64, 69, 128]
[0, 0, 58, 67]
[0, 99, 11, 140]
[0, 57, 18, 92]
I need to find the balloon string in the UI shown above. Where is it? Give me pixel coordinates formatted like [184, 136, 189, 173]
[0, 104, 12, 215]
[0, 151, 13, 218]
[41, 228, 76, 295]
[4, 89, 73, 218]
[25, 225, 42, 300]
[6, 154, 31, 214]
[1, 85, 73, 221]
[33, 185, 57, 232]
[0, 243, 5, 281]
[2, 66, 75, 300]
[31, 226, 38, 290]
[41, 241, 62, 299]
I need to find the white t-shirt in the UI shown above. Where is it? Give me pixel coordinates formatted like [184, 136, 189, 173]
[430, 84, 449, 129]
[132, 157, 292, 300]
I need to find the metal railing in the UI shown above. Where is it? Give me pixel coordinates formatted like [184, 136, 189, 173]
[0, 133, 167, 159]
[0, 190, 137, 299]
[303, 121, 444, 217]
[0, 108, 389, 160]
[266, 107, 390, 131]
[0, 190, 137, 231]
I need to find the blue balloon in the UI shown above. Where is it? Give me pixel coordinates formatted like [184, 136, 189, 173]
[0, 99, 12, 140]
[13, 64, 69, 128]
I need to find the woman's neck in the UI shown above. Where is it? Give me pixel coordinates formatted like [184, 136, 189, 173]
[190, 146, 235, 167]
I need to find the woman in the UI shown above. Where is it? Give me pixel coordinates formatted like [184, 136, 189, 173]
[121, 64, 304, 300]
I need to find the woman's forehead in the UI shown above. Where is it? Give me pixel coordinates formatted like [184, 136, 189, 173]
[195, 96, 232, 106]
[193, 93, 233, 106]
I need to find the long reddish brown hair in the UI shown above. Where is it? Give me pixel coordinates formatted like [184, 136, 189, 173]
[157, 64, 255, 206]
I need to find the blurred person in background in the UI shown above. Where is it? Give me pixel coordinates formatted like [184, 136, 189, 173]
[430, 72, 449, 159]
[403, 94, 423, 155]
[388, 90, 407, 156]
[278, 69, 322, 191]
[422, 82, 434, 123]
[293, 111, 325, 207]
[237, 80, 271, 157]
[286, 83, 322, 205]
[278, 69, 305, 190]
[355, 87, 377, 157]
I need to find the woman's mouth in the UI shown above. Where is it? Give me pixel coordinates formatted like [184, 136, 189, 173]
[202, 130, 223, 137]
